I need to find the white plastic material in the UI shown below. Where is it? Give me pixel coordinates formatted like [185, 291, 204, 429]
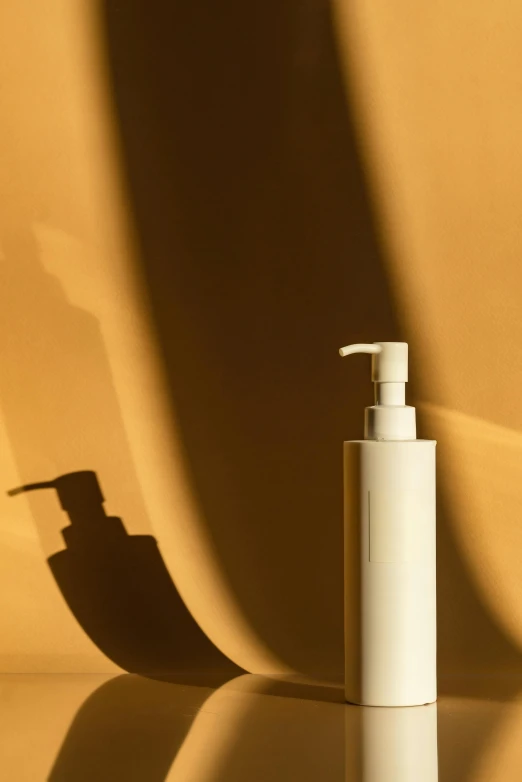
[340, 341, 437, 707]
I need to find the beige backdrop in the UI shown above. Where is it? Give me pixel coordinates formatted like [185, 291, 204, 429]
[0, 0, 521, 684]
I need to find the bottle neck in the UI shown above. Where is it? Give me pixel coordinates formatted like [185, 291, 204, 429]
[365, 382, 416, 440]
[374, 382, 405, 406]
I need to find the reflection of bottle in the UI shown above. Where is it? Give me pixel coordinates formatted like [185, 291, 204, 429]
[8, 471, 235, 675]
[346, 702, 439, 782]
[340, 342, 437, 707]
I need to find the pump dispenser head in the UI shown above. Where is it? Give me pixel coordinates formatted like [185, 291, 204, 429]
[339, 342, 416, 440]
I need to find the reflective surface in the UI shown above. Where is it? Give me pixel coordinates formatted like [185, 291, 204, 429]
[1, 673, 522, 780]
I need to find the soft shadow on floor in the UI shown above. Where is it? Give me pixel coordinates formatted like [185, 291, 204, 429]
[48, 675, 215, 781]
[49, 673, 345, 781]
[49, 672, 518, 782]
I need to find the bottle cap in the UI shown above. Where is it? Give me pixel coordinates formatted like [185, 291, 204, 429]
[339, 342, 416, 440]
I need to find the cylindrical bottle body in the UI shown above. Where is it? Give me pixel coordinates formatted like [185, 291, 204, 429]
[344, 440, 436, 706]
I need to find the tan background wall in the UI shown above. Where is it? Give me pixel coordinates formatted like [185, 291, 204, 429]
[0, 0, 521, 683]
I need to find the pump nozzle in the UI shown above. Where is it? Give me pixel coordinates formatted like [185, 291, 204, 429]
[339, 343, 382, 358]
[338, 341, 416, 440]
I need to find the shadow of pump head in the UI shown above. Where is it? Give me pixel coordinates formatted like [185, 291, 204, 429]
[7, 471, 126, 547]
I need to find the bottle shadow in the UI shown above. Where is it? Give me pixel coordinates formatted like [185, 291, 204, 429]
[0, 224, 238, 678]
[8, 471, 240, 678]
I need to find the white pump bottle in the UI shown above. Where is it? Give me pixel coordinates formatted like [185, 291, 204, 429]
[340, 342, 436, 707]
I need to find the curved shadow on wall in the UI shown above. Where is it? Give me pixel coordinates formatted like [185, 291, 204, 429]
[100, 0, 522, 685]
[98, 0, 520, 688]
[0, 226, 235, 676]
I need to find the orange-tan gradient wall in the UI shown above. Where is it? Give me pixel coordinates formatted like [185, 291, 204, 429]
[0, 0, 521, 682]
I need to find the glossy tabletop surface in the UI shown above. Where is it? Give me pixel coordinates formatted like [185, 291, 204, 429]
[1, 672, 522, 781]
